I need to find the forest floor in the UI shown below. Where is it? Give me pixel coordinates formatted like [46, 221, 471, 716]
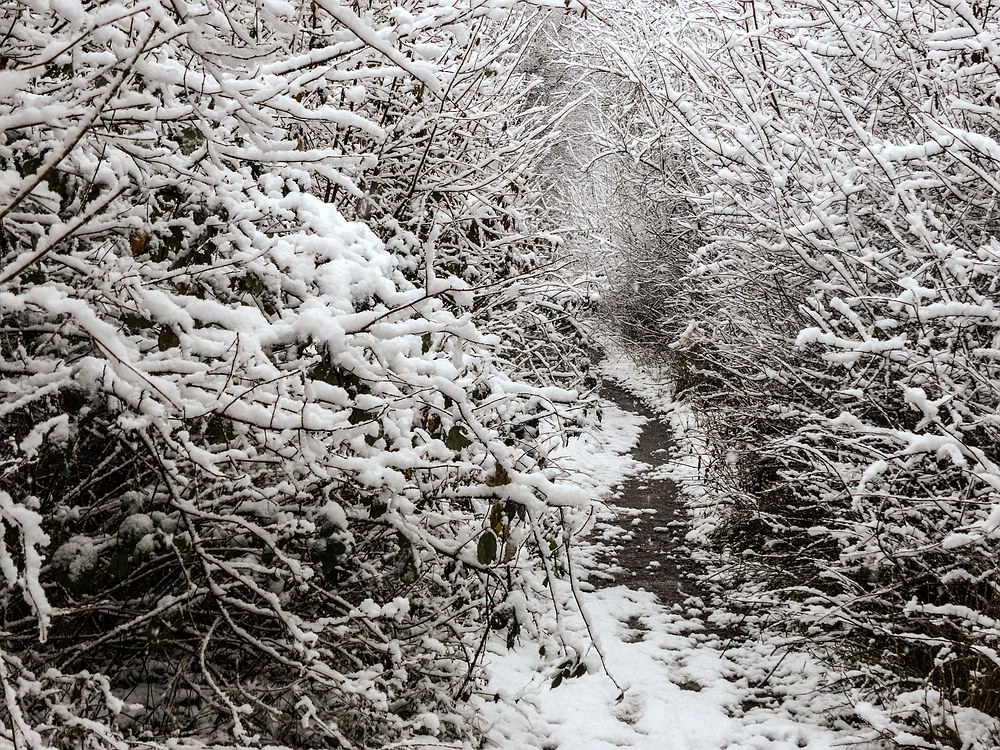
[468, 349, 873, 750]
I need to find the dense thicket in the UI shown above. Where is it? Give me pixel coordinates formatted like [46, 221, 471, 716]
[571, 0, 1000, 746]
[0, 1, 593, 747]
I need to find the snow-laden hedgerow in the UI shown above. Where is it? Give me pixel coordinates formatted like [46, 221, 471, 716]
[569, 0, 1000, 746]
[0, 1, 594, 747]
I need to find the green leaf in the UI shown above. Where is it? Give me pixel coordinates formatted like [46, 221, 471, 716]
[349, 408, 374, 425]
[477, 531, 497, 565]
[486, 465, 511, 487]
[309, 361, 363, 391]
[505, 500, 527, 522]
[501, 542, 517, 564]
[445, 425, 473, 450]
[157, 326, 180, 351]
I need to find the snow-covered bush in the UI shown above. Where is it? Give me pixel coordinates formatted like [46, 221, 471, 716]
[0, 0, 591, 747]
[573, 0, 1000, 745]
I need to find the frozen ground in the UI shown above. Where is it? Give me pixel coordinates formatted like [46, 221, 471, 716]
[471, 346, 873, 750]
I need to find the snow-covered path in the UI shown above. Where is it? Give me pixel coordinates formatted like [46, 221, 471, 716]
[589, 382, 713, 612]
[475, 358, 863, 750]
[483, 586, 846, 750]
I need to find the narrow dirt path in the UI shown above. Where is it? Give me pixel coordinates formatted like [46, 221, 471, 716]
[478, 376, 854, 750]
[594, 382, 710, 612]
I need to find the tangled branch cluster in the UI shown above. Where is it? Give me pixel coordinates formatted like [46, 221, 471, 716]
[569, 0, 1000, 746]
[0, 0, 594, 747]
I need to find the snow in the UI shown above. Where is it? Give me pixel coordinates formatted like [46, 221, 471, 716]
[471, 345, 866, 750]
[9, 0, 1000, 743]
[0, 490, 52, 642]
[480, 585, 854, 750]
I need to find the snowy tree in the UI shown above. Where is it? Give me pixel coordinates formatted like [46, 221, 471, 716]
[570, 0, 1000, 745]
[0, 0, 592, 747]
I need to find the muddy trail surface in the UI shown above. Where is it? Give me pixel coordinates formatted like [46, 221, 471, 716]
[592, 382, 715, 614]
